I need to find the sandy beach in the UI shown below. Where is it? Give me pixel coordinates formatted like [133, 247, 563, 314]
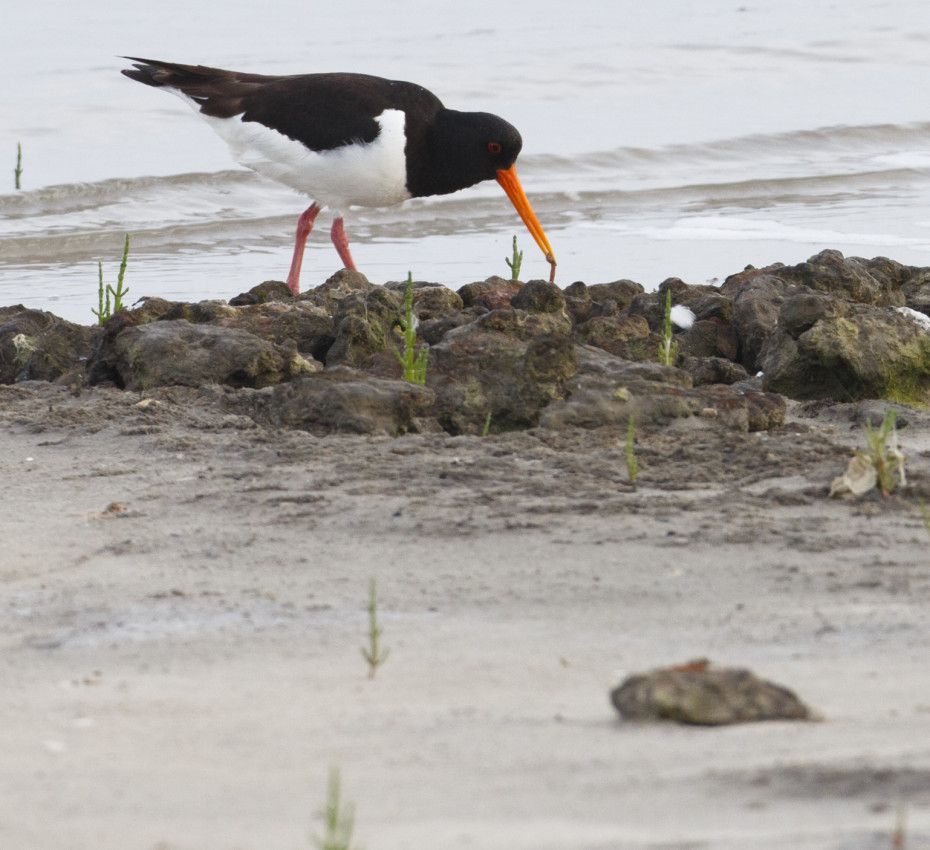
[2, 378, 929, 850]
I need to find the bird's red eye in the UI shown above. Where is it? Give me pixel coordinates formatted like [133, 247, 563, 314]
[487, 141, 502, 154]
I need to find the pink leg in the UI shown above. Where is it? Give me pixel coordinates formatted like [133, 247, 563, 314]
[286, 203, 322, 295]
[330, 217, 358, 271]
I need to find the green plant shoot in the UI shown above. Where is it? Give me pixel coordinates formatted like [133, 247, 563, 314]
[92, 234, 131, 325]
[14, 142, 23, 190]
[505, 234, 523, 280]
[394, 271, 428, 384]
[862, 410, 905, 496]
[313, 767, 358, 850]
[361, 577, 389, 678]
[481, 411, 492, 437]
[658, 288, 678, 367]
[625, 416, 638, 485]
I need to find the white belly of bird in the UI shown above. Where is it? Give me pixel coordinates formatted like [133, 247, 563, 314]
[200, 107, 412, 213]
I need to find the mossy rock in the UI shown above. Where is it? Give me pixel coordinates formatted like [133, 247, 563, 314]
[762, 299, 930, 404]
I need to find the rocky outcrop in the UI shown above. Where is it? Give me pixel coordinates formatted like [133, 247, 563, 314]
[9, 248, 930, 434]
[761, 296, 930, 404]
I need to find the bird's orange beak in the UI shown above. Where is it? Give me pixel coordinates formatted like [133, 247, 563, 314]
[496, 166, 556, 283]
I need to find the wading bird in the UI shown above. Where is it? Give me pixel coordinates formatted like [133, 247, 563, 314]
[122, 58, 557, 294]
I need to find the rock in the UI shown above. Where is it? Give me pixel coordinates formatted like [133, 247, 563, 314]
[230, 370, 437, 435]
[0, 306, 94, 384]
[722, 273, 799, 372]
[586, 279, 646, 312]
[228, 280, 294, 305]
[762, 298, 930, 404]
[697, 384, 786, 432]
[428, 309, 576, 433]
[540, 346, 784, 432]
[626, 281, 716, 333]
[413, 284, 464, 319]
[574, 314, 659, 361]
[721, 251, 927, 369]
[688, 292, 733, 323]
[678, 319, 738, 361]
[773, 250, 907, 306]
[418, 310, 481, 345]
[457, 276, 523, 311]
[383, 280, 464, 319]
[610, 659, 815, 725]
[539, 346, 699, 429]
[103, 320, 315, 390]
[681, 356, 750, 386]
[563, 280, 645, 325]
[163, 300, 335, 362]
[511, 279, 566, 314]
[325, 288, 403, 368]
[902, 268, 930, 314]
[778, 291, 840, 336]
[300, 268, 373, 307]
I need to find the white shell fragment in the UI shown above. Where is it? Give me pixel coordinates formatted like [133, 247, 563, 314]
[829, 453, 878, 498]
[670, 304, 696, 330]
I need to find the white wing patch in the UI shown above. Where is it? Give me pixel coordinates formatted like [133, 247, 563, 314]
[171, 90, 411, 213]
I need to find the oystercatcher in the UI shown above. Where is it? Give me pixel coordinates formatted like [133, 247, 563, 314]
[121, 58, 557, 293]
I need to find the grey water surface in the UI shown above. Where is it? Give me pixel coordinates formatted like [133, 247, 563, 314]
[2, 0, 930, 322]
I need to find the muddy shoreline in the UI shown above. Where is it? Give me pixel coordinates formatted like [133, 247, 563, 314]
[2, 252, 930, 847]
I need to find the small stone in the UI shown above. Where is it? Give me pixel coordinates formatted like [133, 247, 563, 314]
[610, 660, 815, 725]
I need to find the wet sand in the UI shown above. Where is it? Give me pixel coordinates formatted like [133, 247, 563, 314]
[2, 381, 929, 849]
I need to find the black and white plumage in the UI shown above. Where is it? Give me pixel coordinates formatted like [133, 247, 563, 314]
[122, 58, 556, 293]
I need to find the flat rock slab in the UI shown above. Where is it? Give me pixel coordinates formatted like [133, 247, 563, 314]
[611, 659, 815, 725]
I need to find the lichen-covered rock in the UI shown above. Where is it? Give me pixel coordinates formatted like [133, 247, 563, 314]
[105, 320, 315, 390]
[0, 306, 94, 384]
[761, 298, 930, 404]
[721, 251, 927, 370]
[325, 288, 402, 367]
[610, 659, 814, 725]
[457, 276, 522, 311]
[229, 370, 437, 435]
[428, 309, 576, 433]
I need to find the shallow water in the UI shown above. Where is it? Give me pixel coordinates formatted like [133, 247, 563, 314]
[2, 0, 930, 322]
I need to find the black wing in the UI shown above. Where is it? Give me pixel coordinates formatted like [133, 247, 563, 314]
[122, 57, 443, 153]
